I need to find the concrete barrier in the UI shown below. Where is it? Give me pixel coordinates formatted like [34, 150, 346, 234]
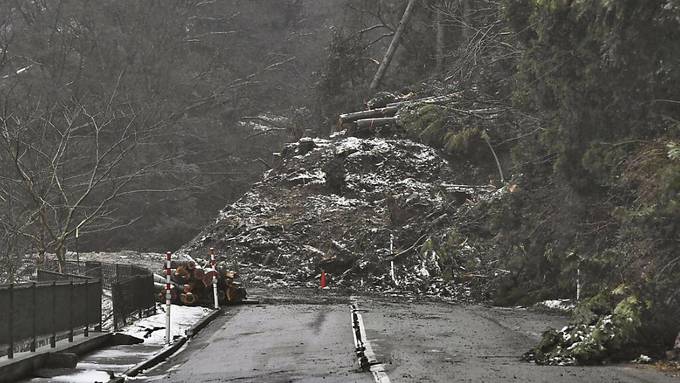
[0, 332, 142, 383]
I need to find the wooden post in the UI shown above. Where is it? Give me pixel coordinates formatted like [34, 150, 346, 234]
[369, 0, 418, 90]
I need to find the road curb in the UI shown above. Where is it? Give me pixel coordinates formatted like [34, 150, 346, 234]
[350, 299, 391, 383]
[121, 308, 223, 379]
[0, 333, 113, 383]
[185, 308, 222, 338]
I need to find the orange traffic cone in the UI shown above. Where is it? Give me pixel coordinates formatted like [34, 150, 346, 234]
[320, 270, 327, 288]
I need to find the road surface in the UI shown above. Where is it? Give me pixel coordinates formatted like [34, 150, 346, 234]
[139, 291, 679, 383]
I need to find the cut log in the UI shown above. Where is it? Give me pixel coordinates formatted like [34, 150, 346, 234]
[346, 117, 399, 138]
[386, 94, 455, 108]
[440, 183, 497, 192]
[338, 106, 398, 124]
[355, 117, 397, 129]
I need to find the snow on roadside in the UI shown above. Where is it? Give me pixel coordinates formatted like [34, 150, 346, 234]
[40, 369, 112, 383]
[535, 299, 575, 313]
[119, 304, 213, 345]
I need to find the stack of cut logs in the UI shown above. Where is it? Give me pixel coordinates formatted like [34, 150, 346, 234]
[154, 261, 246, 306]
[337, 94, 453, 137]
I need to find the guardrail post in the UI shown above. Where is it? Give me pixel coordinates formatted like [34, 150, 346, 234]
[84, 279, 89, 337]
[137, 276, 143, 319]
[68, 280, 74, 342]
[31, 282, 36, 351]
[51, 281, 56, 347]
[112, 282, 118, 331]
[96, 279, 102, 332]
[7, 283, 14, 359]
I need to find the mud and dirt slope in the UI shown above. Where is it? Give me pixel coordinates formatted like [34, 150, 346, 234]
[178, 130, 502, 301]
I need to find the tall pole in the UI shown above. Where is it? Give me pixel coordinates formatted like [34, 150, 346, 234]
[165, 251, 172, 345]
[76, 226, 79, 271]
[576, 263, 581, 302]
[210, 248, 219, 309]
[390, 234, 397, 285]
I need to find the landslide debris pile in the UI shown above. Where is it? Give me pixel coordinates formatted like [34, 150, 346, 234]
[180, 130, 504, 301]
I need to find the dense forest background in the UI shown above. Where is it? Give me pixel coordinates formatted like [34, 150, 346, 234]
[1, 0, 679, 326]
[0, 0, 455, 265]
[0, 0, 346, 261]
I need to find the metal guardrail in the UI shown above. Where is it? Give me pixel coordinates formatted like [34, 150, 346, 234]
[0, 279, 102, 358]
[37, 259, 157, 331]
[112, 273, 156, 330]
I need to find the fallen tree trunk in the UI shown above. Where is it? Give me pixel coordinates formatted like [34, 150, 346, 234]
[386, 94, 455, 108]
[369, 0, 417, 90]
[440, 183, 497, 192]
[355, 117, 398, 129]
[338, 106, 398, 124]
[345, 117, 399, 138]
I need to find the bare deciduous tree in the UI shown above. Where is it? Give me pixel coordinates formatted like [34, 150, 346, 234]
[0, 85, 174, 270]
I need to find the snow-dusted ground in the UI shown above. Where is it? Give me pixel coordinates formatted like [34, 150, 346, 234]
[119, 304, 214, 345]
[20, 304, 213, 383]
[66, 250, 167, 274]
[29, 369, 112, 383]
[535, 299, 576, 313]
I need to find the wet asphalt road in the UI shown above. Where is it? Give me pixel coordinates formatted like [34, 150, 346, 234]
[139, 292, 679, 383]
[141, 300, 371, 383]
[357, 296, 679, 383]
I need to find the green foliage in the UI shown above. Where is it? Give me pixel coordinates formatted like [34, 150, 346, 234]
[444, 127, 485, 159]
[398, 104, 448, 147]
[506, 0, 680, 190]
[581, 143, 629, 188]
[526, 285, 678, 365]
[668, 142, 680, 161]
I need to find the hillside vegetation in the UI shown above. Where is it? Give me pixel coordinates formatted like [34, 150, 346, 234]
[221, 0, 679, 364]
[316, 0, 680, 364]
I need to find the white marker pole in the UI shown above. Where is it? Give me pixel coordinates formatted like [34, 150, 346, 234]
[210, 248, 219, 309]
[390, 234, 397, 285]
[576, 265, 581, 302]
[165, 251, 172, 345]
